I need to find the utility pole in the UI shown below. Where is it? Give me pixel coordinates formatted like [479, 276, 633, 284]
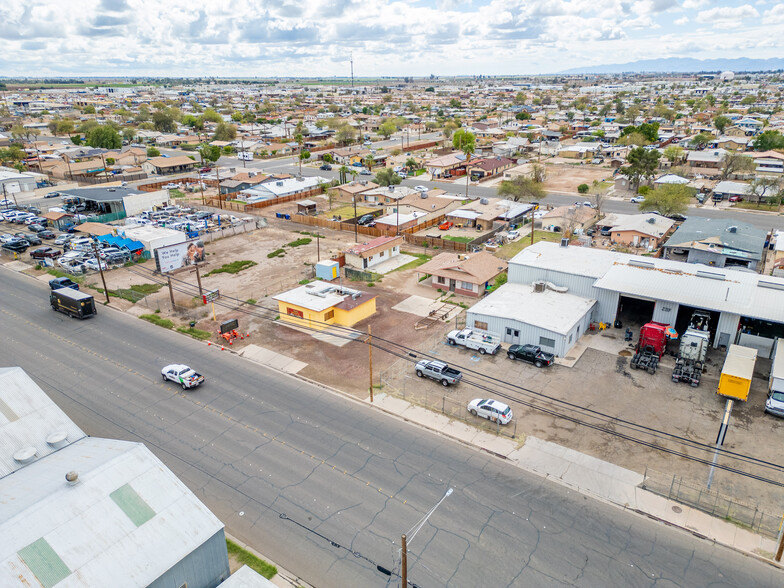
[100, 152, 110, 182]
[353, 195, 358, 242]
[400, 534, 407, 588]
[194, 264, 203, 298]
[92, 242, 110, 305]
[167, 275, 175, 309]
[316, 233, 320, 261]
[368, 325, 373, 403]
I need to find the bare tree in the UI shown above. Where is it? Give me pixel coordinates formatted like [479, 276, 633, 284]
[588, 180, 609, 216]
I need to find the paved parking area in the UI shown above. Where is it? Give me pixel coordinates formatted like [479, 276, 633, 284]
[379, 329, 784, 516]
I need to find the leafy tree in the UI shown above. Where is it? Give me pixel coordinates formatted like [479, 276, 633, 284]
[147, 147, 161, 157]
[452, 128, 476, 199]
[749, 176, 784, 204]
[620, 146, 661, 191]
[619, 132, 649, 147]
[449, 98, 461, 108]
[11, 124, 40, 143]
[374, 168, 402, 187]
[82, 105, 96, 114]
[425, 87, 435, 92]
[322, 153, 334, 164]
[202, 108, 223, 123]
[515, 111, 532, 121]
[231, 111, 243, 122]
[577, 183, 589, 194]
[152, 109, 177, 133]
[405, 157, 417, 170]
[223, 145, 235, 154]
[752, 130, 784, 151]
[0, 145, 26, 166]
[85, 125, 122, 149]
[198, 143, 221, 164]
[513, 92, 526, 105]
[663, 145, 684, 163]
[378, 121, 396, 139]
[71, 135, 82, 145]
[713, 115, 732, 134]
[122, 128, 136, 144]
[497, 176, 545, 202]
[720, 152, 755, 180]
[638, 184, 694, 216]
[213, 122, 237, 141]
[364, 155, 374, 171]
[105, 157, 115, 165]
[621, 122, 659, 143]
[690, 132, 714, 149]
[443, 121, 458, 140]
[335, 125, 357, 146]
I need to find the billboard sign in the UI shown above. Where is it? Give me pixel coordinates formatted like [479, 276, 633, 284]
[220, 319, 239, 334]
[154, 240, 206, 273]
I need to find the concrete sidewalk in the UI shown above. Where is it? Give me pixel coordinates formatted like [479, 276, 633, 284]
[371, 392, 781, 564]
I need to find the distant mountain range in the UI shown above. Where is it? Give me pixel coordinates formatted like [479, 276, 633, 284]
[559, 57, 784, 75]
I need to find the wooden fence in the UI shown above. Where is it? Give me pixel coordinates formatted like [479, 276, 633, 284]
[403, 234, 468, 252]
[203, 187, 325, 213]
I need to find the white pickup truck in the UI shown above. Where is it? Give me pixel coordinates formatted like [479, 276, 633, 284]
[446, 328, 501, 355]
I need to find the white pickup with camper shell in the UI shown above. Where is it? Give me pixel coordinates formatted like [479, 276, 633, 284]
[446, 328, 501, 355]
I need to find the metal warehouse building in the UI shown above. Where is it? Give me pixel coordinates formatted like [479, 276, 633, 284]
[498, 242, 784, 358]
[0, 367, 234, 588]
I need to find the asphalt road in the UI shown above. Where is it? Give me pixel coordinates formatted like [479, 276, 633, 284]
[2, 268, 782, 587]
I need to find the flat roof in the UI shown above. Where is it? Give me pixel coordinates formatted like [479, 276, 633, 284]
[59, 186, 142, 203]
[510, 241, 631, 279]
[468, 283, 596, 335]
[273, 283, 367, 312]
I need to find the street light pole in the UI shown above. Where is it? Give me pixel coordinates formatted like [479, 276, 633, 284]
[400, 487, 453, 586]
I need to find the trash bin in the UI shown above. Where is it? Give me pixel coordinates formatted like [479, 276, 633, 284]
[189, 321, 196, 328]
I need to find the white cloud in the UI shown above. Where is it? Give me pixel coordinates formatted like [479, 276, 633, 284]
[674, 16, 689, 24]
[764, 4, 784, 23]
[682, 0, 709, 8]
[696, 4, 759, 22]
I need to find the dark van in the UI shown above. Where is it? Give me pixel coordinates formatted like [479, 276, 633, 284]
[50, 288, 96, 319]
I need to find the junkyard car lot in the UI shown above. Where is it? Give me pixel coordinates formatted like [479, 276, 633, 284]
[380, 328, 784, 514]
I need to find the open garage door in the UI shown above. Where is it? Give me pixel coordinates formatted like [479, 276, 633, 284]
[737, 317, 784, 358]
[675, 305, 720, 345]
[616, 295, 655, 330]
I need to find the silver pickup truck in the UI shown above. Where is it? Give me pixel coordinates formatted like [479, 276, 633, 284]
[415, 360, 463, 386]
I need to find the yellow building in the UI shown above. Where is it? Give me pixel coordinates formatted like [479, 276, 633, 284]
[273, 283, 376, 331]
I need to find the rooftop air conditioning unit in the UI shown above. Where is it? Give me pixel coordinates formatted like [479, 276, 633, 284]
[276, 181, 283, 186]
[728, 226, 737, 233]
[420, 193, 428, 199]
[560, 238, 569, 247]
[480, 198, 489, 205]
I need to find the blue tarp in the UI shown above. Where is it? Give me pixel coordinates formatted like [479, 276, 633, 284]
[97, 234, 145, 252]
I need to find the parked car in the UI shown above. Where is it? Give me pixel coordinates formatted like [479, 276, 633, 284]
[28, 224, 48, 233]
[54, 234, 73, 246]
[30, 247, 62, 259]
[439, 221, 454, 231]
[0, 198, 14, 206]
[582, 201, 593, 208]
[48, 277, 79, 291]
[506, 344, 555, 368]
[359, 169, 372, 176]
[630, 196, 644, 203]
[17, 233, 42, 245]
[83, 257, 108, 272]
[161, 364, 205, 390]
[600, 228, 612, 236]
[44, 191, 60, 198]
[466, 398, 513, 425]
[39, 229, 57, 240]
[199, 167, 211, 173]
[415, 360, 462, 386]
[357, 214, 376, 226]
[414, 185, 428, 193]
[729, 195, 743, 202]
[363, 140, 372, 146]
[586, 228, 596, 236]
[667, 214, 688, 222]
[319, 164, 333, 171]
[1, 240, 29, 253]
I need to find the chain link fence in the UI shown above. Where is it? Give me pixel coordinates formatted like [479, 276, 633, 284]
[642, 468, 783, 540]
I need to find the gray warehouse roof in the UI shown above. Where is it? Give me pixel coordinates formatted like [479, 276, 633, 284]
[664, 217, 766, 260]
[59, 186, 143, 202]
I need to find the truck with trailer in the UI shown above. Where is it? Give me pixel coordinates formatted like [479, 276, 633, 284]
[672, 311, 711, 387]
[50, 288, 96, 319]
[630, 322, 668, 374]
[446, 328, 502, 355]
[717, 344, 757, 402]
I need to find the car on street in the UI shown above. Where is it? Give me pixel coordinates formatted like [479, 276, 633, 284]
[582, 201, 593, 208]
[30, 247, 62, 259]
[414, 185, 428, 193]
[199, 167, 211, 173]
[439, 221, 454, 231]
[49, 276, 79, 290]
[466, 398, 513, 424]
[507, 344, 555, 367]
[319, 164, 332, 171]
[359, 169, 372, 175]
[667, 213, 688, 222]
[161, 364, 205, 390]
[630, 196, 644, 203]
[44, 191, 60, 198]
[363, 140, 372, 146]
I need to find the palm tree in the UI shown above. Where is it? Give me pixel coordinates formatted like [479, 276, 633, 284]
[452, 129, 476, 200]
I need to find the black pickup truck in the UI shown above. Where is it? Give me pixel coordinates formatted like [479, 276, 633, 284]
[506, 344, 554, 368]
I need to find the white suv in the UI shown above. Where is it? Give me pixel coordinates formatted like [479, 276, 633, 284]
[467, 398, 513, 425]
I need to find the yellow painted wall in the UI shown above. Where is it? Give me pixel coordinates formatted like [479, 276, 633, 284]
[334, 297, 377, 327]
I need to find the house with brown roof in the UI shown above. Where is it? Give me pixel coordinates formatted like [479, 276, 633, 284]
[345, 235, 403, 270]
[416, 252, 508, 297]
[219, 171, 269, 195]
[541, 205, 597, 235]
[336, 180, 378, 202]
[467, 157, 515, 180]
[142, 155, 198, 176]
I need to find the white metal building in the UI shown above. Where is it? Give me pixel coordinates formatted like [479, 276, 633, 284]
[0, 367, 236, 588]
[508, 242, 784, 357]
[467, 282, 596, 356]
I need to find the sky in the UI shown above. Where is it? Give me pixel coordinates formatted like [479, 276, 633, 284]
[2, 0, 783, 77]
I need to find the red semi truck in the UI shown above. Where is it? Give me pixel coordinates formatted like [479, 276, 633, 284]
[630, 322, 668, 374]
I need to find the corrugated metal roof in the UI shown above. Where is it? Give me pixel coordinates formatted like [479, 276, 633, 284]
[0, 438, 225, 587]
[219, 565, 277, 587]
[510, 241, 631, 279]
[665, 217, 765, 258]
[0, 368, 85, 477]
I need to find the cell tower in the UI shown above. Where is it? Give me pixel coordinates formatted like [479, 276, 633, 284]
[350, 52, 354, 89]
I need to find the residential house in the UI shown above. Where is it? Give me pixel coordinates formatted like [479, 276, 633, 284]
[383, 190, 461, 219]
[752, 151, 784, 174]
[425, 152, 471, 178]
[416, 252, 508, 297]
[541, 205, 597, 234]
[142, 155, 198, 176]
[445, 199, 533, 230]
[336, 180, 378, 203]
[714, 136, 751, 151]
[686, 149, 728, 174]
[239, 175, 324, 201]
[345, 235, 403, 270]
[712, 180, 751, 200]
[332, 146, 371, 166]
[605, 213, 675, 249]
[662, 217, 766, 270]
[374, 210, 427, 233]
[357, 184, 417, 206]
[273, 283, 376, 331]
[467, 157, 515, 180]
[558, 141, 602, 159]
[219, 171, 269, 195]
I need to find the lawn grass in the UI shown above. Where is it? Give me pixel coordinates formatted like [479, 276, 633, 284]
[204, 260, 258, 276]
[176, 326, 212, 340]
[267, 248, 285, 258]
[732, 202, 779, 212]
[226, 539, 277, 579]
[47, 268, 83, 283]
[392, 251, 432, 272]
[139, 314, 174, 329]
[496, 231, 563, 260]
[170, 189, 186, 198]
[286, 237, 312, 247]
[324, 204, 375, 219]
[442, 235, 474, 243]
[93, 283, 163, 303]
